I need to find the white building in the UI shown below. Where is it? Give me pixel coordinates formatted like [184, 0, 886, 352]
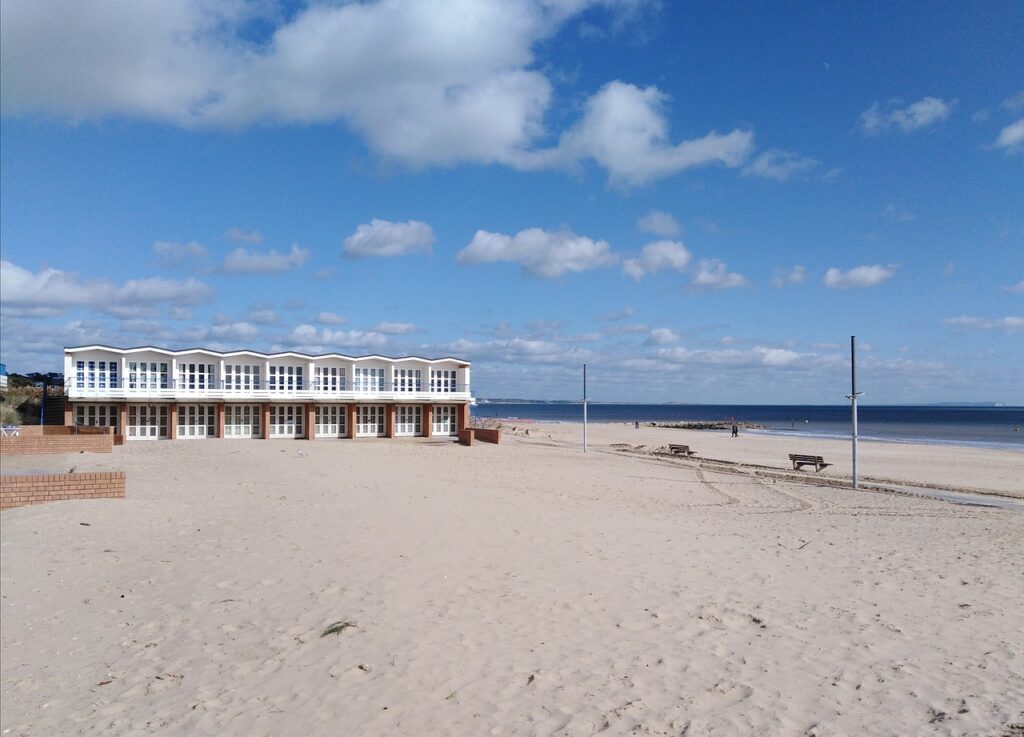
[64, 345, 472, 441]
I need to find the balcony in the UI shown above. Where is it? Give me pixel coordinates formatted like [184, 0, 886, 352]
[66, 379, 471, 403]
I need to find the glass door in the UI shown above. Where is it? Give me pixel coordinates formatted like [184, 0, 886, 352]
[395, 405, 422, 436]
[356, 405, 385, 437]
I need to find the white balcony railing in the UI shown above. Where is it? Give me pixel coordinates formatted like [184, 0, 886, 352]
[66, 379, 471, 403]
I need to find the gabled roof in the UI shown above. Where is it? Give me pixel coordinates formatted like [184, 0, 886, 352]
[64, 345, 470, 365]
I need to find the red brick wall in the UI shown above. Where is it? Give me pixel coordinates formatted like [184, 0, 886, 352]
[1, 472, 125, 511]
[472, 428, 501, 444]
[0, 427, 114, 456]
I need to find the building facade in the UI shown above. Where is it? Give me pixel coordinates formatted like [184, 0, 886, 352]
[64, 345, 471, 441]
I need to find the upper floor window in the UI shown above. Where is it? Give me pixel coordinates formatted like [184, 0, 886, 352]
[353, 367, 385, 392]
[129, 361, 169, 390]
[76, 361, 85, 389]
[430, 369, 457, 392]
[268, 365, 303, 391]
[225, 364, 260, 391]
[315, 366, 345, 392]
[177, 362, 214, 390]
[395, 368, 422, 392]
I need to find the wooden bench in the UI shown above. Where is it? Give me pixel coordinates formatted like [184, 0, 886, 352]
[789, 454, 830, 472]
[668, 444, 696, 457]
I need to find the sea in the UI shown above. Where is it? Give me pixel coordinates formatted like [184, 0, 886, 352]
[472, 403, 1024, 451]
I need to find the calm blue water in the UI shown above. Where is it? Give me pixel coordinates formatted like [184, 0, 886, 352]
[473, 403, 1024, 451]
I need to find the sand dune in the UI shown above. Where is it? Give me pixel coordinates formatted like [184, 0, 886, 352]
[2, 431, 1022, 736]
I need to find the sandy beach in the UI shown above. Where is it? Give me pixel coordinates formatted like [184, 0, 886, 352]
[2, 429, 1022, 736]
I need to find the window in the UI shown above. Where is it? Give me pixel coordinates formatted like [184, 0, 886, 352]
[270, 404, 304, 437]
[109, 361, 119, 389]
[269, 366, 304, 391]
[178, 363, 214, 390]
[315, 366, 345, 392]
[315, 405, 347, 437]
[395, 369, 422, 392]
[76, 361, 85, 389]
[226, 364, 260, 391]
[433, 405, 457, 435]
[87, 361, 96, 389]
[395, 405, 421, 435]
[430, 369, 457, 393]
[354, 367, 385, 392]
[356, 405, 385, 436]
[225, 404, 261, 438]
[75, 404, 118, 429]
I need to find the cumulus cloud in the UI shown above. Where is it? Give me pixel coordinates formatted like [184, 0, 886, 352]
[224, 227, 263, 244]
[543, 81, 754, 186]
[153, 240, 210, 270]
[823, 264, 897, 289]
[246, 307, 279, 325]
[742, 149, 819, 181]
[622, 240, 691, 280]
[655, 345, 808, 368]
[439, 336, 593, 366]
[342, 218, 435, 258]
[597, 306, 636, 321]
[771, 265, 807, 287]
[457, 227, 616, 278]
[994, 118, 1024, 154]
[4, 0, 740, 185]
[637, 210, 682, 238]
[221, 243, 310, 274]
[0, 260, 212, 314]
[282, 324, 388, 353]
[645, 327, 679, 346]
[690, 258, 748, 290]
[374, 321, 421, 335]
[317, 311, 349, 325]
[944, 316, 1023, 333]
[860, 97, 956, 135]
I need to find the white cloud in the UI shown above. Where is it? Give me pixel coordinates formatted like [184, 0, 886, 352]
[539, 81, 753, 186]
[317, 311, 349, 325]
[637, 210, 682, 237]
[690, 258, 748, 290]
[342, 218, 435, 259]
[374, 321, 421, 335]
[597, 306, 636, 321]
[1007, 280, 1024, 294]
[283, 324, 388, 353]
[246, 307, 279, 325]
[221, 243, 309, 274]
[655, 344, 809, 368]
[741, 149, 819, 181]
[1002, 91, 1024, 112]
[622, 240, 691, 280]
[457, 227, 616, 279]
[645, 327, 679, 346]
[225, 227, 263, 244]
[994, 118, 1024, 154]
[208, 321, 261, 341]
[0, 260, 212, 314]
[944, 316, 1023, 333]
[440, 336, 593, 366]
[153, 240, 210, 270]
[883, 204, 916, 222]
[860, 97, 956, 135]
[823, 264, 897, 289]
[771, 265, 807, 287]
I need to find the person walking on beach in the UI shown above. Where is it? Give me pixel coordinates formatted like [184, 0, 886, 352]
[731, 421, 738, 437]
[634, 420, 640, 429]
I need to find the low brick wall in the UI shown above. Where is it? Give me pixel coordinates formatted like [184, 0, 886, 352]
[0, 426, 114, 455]
[1, 472, 126, 511]
[458, 428, 474, 446]
[472, 428, 501, 444]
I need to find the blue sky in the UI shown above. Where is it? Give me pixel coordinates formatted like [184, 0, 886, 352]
[1, 0, 1021, 403]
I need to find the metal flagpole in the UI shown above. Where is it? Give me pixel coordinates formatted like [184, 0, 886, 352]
[846, 336, 863, 489]
[583, 363, 588, 453]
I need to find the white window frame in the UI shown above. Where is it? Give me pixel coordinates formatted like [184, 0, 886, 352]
[395, 405, 422, 436]
[356, 405, 385, 437]
[269, 404, 304, 437]
[314, 405, 347, 437]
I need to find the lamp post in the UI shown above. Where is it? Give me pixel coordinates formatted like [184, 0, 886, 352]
[846, 336, 864, 489]
[583, 363, 588, 453]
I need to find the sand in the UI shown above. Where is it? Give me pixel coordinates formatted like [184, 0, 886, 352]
[1, 429, 1023, 736]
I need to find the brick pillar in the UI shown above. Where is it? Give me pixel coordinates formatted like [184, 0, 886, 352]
[64, 403, 74, 427]
[347, 404, 357, 439]
[119, 403, 128, 438]
[457, 403, 470, 431]
[261, 403, 270, 440]
[306, 403, 316, 440]
[386, 404, 395, 438]
[168, 403, 178, 440]
[216, 402, 225, 439]
[422, 404, 433, 438]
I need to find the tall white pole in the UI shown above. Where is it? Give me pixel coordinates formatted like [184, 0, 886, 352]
[846, 336, 863, 489]
[583, 363, 588, 453]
